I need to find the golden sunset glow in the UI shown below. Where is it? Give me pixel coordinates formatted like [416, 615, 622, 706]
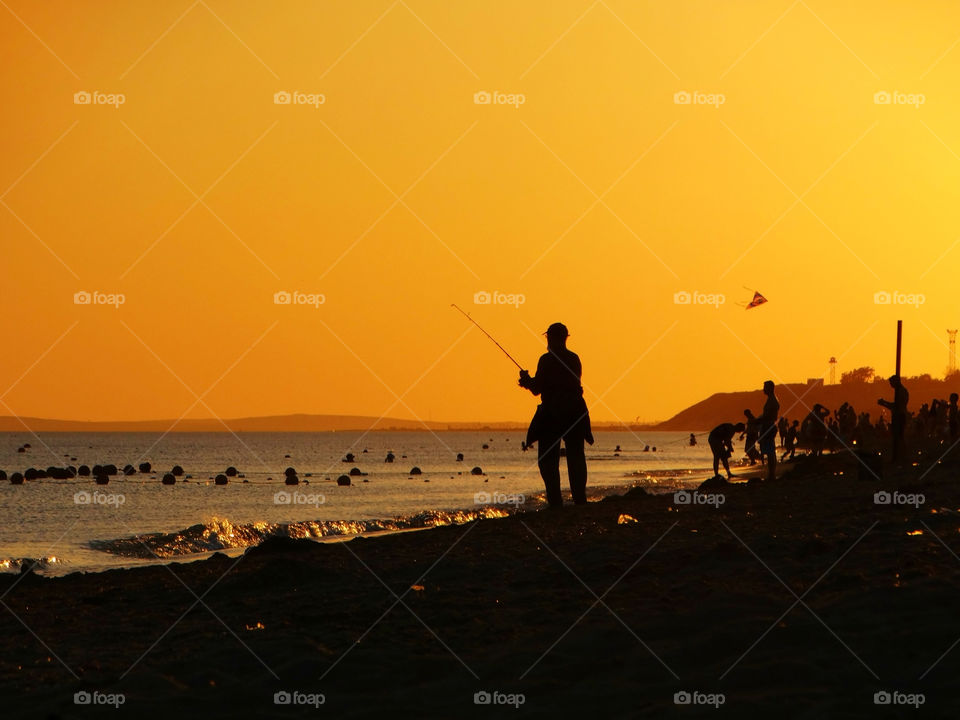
[4, 0, 960, 424]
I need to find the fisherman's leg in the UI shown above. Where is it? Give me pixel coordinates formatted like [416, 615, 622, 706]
[564, 435, 587, 505]
[712, 452, 720, 477]
[538, 435, 563, 508]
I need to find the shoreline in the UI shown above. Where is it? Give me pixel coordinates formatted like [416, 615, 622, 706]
[5, 447, 958, 716]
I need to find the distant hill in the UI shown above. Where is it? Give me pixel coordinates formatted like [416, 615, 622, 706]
[654, 376, 960, 431]
[0, 414, 528, 433]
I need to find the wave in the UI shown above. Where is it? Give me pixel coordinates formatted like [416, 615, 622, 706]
[0, 556, 65, 574]
[88, 507, 515, 559]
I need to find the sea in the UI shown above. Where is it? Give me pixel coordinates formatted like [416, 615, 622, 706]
[0, 430, 713, 575]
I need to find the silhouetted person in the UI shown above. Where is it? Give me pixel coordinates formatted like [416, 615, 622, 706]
[708, 422, 746, 479]
[743, 409, 761, 464]
[519, 323, 593, 507]
[758, 380, 779, 481]
[878, 375, 909, 463]
[950, 393, 959, 442]
[689, 432, 697, 447]
[781, 419, 800, 461]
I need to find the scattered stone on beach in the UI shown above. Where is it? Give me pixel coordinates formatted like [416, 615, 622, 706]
[349, 467, 364, 477]
[78, 465, 90, 476]
[138, 462, 151, 473]
[697, 475, 729, 492]
[24, 468, 39, 480]
[16, 447, 25, 453]
[409, 466, 422, 476]
[123, 464, 136, 476]
[95, 474, 109, 485]
[470, 466, 483, 476]
[10, 472, 23, 485]
[171, 465, 184, 477]
[161, 473, 176, 485]
[225, 466, 238, 477]
[337, 475, 351, 486]
[0, 470, 5, 481]
[482, 444, 489, 450]
[215, 474, 228, 485]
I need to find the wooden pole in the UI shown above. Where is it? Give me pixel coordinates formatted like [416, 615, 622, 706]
[895, 320, 902, 377]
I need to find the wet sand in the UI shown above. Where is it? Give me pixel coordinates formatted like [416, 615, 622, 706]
[2, 448, 960, 718]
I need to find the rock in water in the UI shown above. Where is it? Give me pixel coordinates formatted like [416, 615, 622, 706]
[215, 474, 228, 485]
[337, 475, 351, 486]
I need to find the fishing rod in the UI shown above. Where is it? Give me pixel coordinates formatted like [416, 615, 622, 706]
[451, 303, 524, 370]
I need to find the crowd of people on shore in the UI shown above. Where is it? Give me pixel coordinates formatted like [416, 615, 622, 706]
[707, 375, 960, 480]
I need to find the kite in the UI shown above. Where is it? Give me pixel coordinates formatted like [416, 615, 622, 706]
[739, 289, 768, 309]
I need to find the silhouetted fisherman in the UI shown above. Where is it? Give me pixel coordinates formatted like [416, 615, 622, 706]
[708, 422, 745, 479]
[878, 375, 909, 462]
[758, 380, 779, 481]
[519, 323, 593, 507]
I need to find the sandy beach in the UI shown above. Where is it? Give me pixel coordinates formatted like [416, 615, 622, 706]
[1, 446, 957, 718]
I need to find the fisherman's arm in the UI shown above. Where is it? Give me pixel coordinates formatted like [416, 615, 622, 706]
[518, 357, 546, 395]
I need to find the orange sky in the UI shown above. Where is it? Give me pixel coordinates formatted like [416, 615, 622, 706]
[2, 0, 960, 425]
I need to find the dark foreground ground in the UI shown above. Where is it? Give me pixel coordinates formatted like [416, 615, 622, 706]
[3, 448, 960, 719]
